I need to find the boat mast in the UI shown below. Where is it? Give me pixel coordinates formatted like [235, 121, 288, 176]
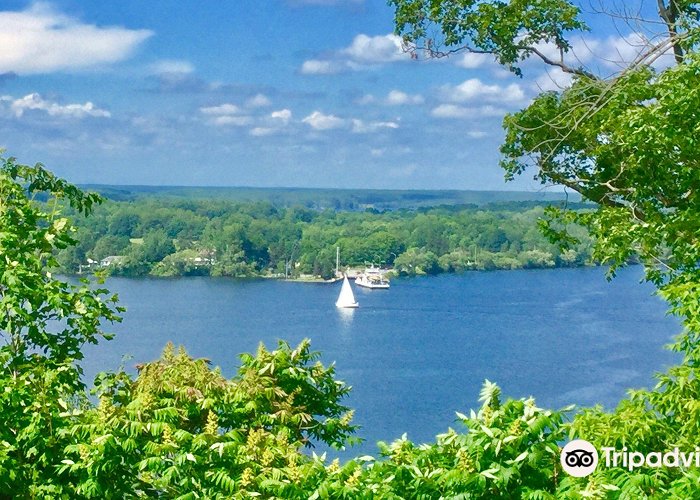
[336, 246, 340, 276]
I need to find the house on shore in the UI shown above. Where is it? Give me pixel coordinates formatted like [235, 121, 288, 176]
[100, 255, 126, 267]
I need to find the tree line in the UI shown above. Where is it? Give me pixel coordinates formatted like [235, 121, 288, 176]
[55, 198, 594, 279]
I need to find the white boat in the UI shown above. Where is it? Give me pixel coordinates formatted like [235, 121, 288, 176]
[335, 275, 359, 308]
[355, 266, 390, 289]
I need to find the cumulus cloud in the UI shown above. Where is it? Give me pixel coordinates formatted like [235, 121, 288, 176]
[441, 78, 525, 104]
[199, 102, 253, 126]
[350, 119, 399, 133]
[300, 59, 347, 75]
[529, 38, 599, 67]
[271, 109, 292, 124]
[431, 104, 506, 119]
[149, 60, 194, 75]
[533, 69, 574, 91]
[466, 130, 488, 139]
[246, 93, 271, 108]
[250, 127, 276, 136]
[455, 52, 492, 69]
[300, 33, 411, 74]
[302, 111, 345, 130]
[599, 32, 674, 70]
[341, 34, 406, 64]
[3, 93, 111, 118]
[300, 110, 399, 133]
[356, 94, 376, 105]
[0, 3, 152, 74]
[357, 90, 423, 106]
[200, 103, 241, 115]
[211, 115, 252, 126]
[528, 33, 674, 74]
[385, 90, 424, 105]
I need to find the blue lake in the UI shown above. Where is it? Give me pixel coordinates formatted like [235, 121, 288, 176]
[82, 266, 680, 457]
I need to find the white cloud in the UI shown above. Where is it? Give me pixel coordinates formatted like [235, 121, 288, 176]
[250, 127, 276, 136]
[341, 33, 406, 64]
[455, 52, 491, 69]
[246, 93, 271, 108]
[356, 94, 376, 105]
[302, 111, 345, 130]
[271, 109, 292, 124]
[385, 90, 424, 105]
[441, 78, 525, 103]
[600, 32, 674, 70]
[199, 103, 252, 126]
[200, 103, 241, 115]
[5, 93, 110, 118]
[431, 104, 506, 119]
[357, 90, 423, 106]
[351, 119, 399, 133]
[529, 39, 598, 67]
[300, 59, 345, 75]
[300, 32, 411, 74]
[211, 115, 252, 126]
[528, 33, 674, 74]
[431, 104, 470, 119]
[467, 130, 488, 139]
[0, 3, 152, 74]
[150, 59, 194, 75]
[533, 69, 573, 91]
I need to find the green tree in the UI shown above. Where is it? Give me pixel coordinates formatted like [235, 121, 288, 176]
[63, 340, 357, 498]
[89, 234, 131, 260]
[0, 156, 122, 496]
[390, 0, 700, 496]
[390, 0, 700, 323]
[140, 229, 176, 263]
[394, 247, 440, 275]
[108, 211, 140, 237]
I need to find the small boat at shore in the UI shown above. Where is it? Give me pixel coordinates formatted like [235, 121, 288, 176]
[355, 266, 390, 289]
[335, 275, 359, 308]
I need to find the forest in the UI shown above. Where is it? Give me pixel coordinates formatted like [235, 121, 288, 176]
[55, 197, 594, 279]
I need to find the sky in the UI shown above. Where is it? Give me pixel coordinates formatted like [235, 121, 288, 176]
[0, 0, 671, 190]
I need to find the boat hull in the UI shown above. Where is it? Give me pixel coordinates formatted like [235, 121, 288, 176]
[335, 302, 359, 308]
[355, 281, 390, 289]
[355, 274, 390, 289]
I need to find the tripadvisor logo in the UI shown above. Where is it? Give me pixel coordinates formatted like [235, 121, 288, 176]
[560, 439, 599, 477]
[560, 439, 700, 476]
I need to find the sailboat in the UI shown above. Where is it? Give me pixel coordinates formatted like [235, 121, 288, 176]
[335, 275, 359, 308]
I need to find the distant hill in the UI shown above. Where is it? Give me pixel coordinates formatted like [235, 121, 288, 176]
[79, 185, 582, 211]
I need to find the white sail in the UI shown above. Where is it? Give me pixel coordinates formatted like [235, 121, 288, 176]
[335, 275, 359, 308]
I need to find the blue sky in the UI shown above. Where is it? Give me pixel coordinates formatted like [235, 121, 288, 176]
[0, 1, 668, 190]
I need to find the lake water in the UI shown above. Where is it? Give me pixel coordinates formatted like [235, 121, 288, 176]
[82, 267, 679, 457]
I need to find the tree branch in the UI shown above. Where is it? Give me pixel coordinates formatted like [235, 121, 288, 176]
[657, 0, 685, 63]
[522, 45, 599, 80]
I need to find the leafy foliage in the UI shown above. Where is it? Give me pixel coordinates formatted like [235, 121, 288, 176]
[0, 156, 122, 496]
[57, 199, 593, 278]
[389, 0, 700, 497]
[60, 341, 357, 498]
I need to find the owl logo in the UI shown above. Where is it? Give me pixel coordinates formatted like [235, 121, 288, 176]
[565, 448, 595, 468]
[560, 439, 599, 477]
